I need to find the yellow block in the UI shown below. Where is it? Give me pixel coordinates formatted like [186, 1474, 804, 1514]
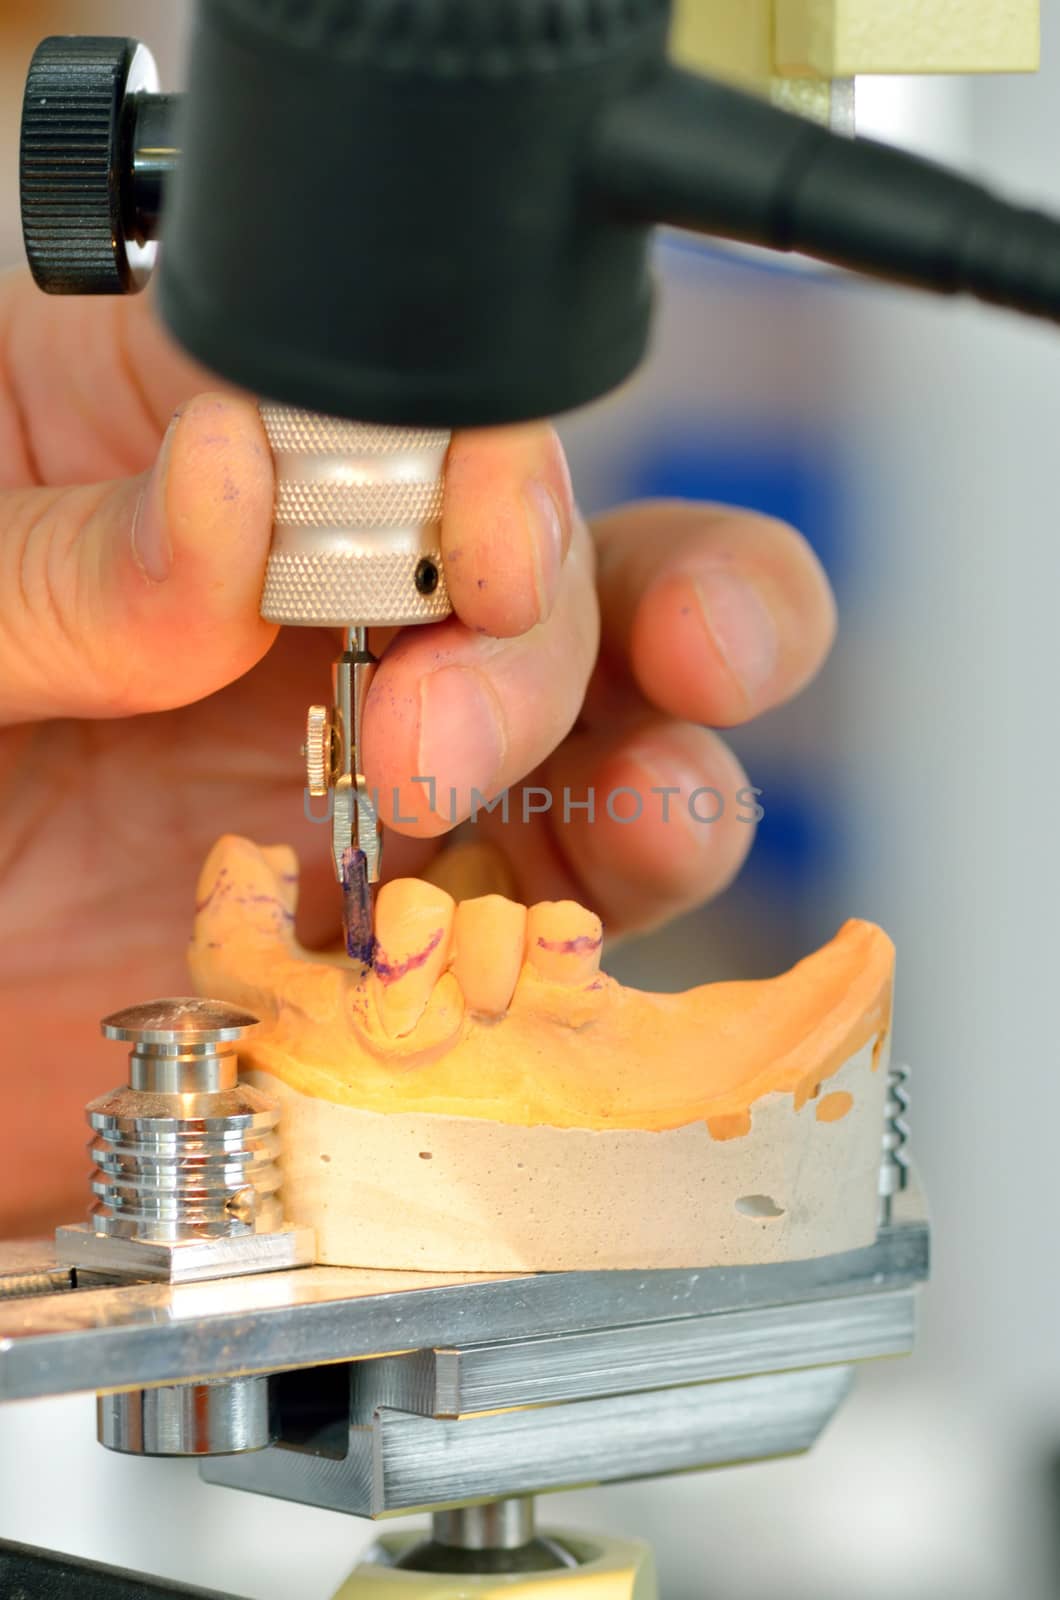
[332, 1530, 656, 1600]
[671, 0, 775, 90]
[333, 1575, 636, 1599]
[670, 0, 835, 122]
[774, 0, 1040, 76]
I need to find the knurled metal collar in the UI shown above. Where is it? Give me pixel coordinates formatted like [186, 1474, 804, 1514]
[20, 36, 159, 293]
[259, 406, 448, 457]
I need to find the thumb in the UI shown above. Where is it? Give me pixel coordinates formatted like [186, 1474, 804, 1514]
[0, 394, 276, 724]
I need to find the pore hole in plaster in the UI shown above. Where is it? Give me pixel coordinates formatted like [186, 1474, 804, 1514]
[735, 1193, 785, 1220]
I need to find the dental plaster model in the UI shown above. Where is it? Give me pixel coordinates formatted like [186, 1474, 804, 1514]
[189, 835, 894, 1271]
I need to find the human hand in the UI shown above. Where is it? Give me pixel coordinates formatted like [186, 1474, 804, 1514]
[0, 269, 834, 1232]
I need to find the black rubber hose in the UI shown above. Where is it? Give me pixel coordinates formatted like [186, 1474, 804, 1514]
[589, 65, 1060, 322]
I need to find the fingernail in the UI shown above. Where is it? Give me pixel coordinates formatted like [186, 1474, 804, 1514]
[131, 414, 179, 583]
[523, 478, 565, 622]
[692, 570, 778, 701]
[417, 666, 507, 823]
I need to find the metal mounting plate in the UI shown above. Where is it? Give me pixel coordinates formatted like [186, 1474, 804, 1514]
[207, 1365, 859, 1517]
[54, 1224, 316, 1284]
[203, 1285, 914, 1515]
[346, 1287, 916, 1420]
[0, 1185, 927, 1404]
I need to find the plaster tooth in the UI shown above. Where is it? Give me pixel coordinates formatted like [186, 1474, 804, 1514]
[450, 895, 528, 1015]
[261, 845, 300, 917]
[525, 900, 603, 985]
[193, 835, 298, 950]
[371, 879, 455, 1038]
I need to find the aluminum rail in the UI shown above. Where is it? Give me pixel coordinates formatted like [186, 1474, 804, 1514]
[0, 1185, 927, 1404]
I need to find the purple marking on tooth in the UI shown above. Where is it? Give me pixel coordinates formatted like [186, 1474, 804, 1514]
[373, 927, 444, 985]
[536, 934, 602, 954]
[341, 847, 376, 966]
[194, 868, 228, 914]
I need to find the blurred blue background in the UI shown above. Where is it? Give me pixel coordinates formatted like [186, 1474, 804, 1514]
[0, 4, 1057, 1597]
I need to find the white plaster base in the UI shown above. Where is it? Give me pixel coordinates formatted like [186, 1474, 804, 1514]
[250, 1037, 888, 1272]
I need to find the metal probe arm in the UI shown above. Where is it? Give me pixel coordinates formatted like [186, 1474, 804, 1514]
[306, 628, 380, 883]
[255, 405, 452, 935]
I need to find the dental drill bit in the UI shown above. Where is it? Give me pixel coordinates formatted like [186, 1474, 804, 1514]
[258, 406, 450, 947]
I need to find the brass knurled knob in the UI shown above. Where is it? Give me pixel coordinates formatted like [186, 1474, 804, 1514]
[304, 704, 333, 797]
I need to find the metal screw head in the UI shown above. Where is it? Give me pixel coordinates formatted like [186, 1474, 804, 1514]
[101, 999, 259, 1046]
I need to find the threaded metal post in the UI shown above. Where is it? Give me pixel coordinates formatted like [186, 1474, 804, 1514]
[57, 997, 309, 1460]
[879, 1063, 910, 1225]
[86, 999, 282, 1241]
